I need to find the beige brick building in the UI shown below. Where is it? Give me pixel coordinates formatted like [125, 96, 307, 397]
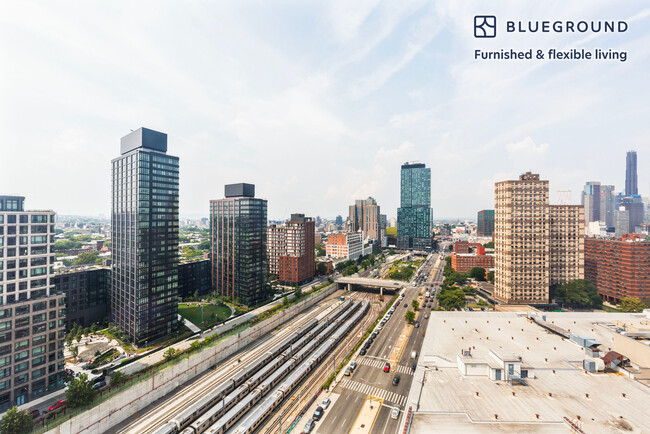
[494, 172, 584, 304]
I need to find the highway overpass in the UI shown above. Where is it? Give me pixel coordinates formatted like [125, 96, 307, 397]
[334, 276, 405, 295]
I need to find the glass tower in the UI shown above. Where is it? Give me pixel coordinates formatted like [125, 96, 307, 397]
[625, 151, 638, 196]
[110, 128, 179, 345]
[477, 209, 495, 237]
[210, 184, 268, 307]
[397, 162, 432, 250]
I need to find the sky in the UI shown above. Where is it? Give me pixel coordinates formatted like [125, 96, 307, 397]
[1, 1, 649, 221]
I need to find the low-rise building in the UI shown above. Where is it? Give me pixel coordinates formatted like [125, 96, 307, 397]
[326, 232, 362, 260]
[450, 249, 494, 273]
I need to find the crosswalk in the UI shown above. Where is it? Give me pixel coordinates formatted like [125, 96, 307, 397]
[338, 379, 407, 406]
[358, 357, 413, 374]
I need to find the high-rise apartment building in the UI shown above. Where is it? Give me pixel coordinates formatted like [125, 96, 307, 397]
[349, 197, 381, 240]
[0, 195, 66, 410]
[585, 236, 649, 304]
[110, 128, 179, 345]
[599, 185, 616, 228]
[53, 265, 109, 330]
[625, 151, 638, 196]
[581, 182, 601, 225]
[397, 162, 432, 250]
[494, 172, 584, 305]
[210, 183, 267, 306]
[267, 214, 315, 284]
[477, 209, 495, 237]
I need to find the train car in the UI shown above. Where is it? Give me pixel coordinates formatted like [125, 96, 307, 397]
[231, 389, 284, 434]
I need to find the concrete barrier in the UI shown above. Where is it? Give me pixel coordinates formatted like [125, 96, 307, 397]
[49, 285, 338, 433]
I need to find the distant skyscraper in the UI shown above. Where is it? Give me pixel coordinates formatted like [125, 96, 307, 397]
[599, 185, 616, 228]
[494, 172, 583, 304]
[335, 215, 343, 227]
[397, 162, 432, 250]
[625, 151, 638, 196]
[615, 207, 630, 238]
[111, 128, 179, 345]
[581, 182, 601, 225]
[621, 196, 644, 233]
[211, 183, 267, 306]
[477, 210, 494, 237]
[0, 195, 66, 409]
[349, 197, 381, 240]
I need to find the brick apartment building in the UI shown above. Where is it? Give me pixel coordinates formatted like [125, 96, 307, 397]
[325, 232, 362, 260]
[267, 214, 315, 284]
[453, 241, 483, 254]
[451, 245, 494, 273]
[585, 235, 650, 303]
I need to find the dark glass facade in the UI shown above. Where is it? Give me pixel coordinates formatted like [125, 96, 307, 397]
[210, 185, 267, 307]
[625, 151, 638, 196]
[477, 209, 494, 237]
[178, 259, 212, 300]
[53, 266, 109, 329]
[110, 128, 179, 345]
[397, 163, 432, 250]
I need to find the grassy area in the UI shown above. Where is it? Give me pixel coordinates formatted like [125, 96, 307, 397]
[387, 259, 422, 281]
[179, 303, 232, 330]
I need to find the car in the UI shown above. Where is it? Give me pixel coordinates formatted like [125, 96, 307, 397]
[414, 321, 420, 328]
[312, 406, 324, 421]
[344, 367, 352, 376]
[303, 418, 315, 433]
[384, 362, 391, 373]
[424, 313, 429, 319]
[28, 409, 40, 419]
[411, 350, 418, 359]
[48, 400, 66, 412]
[360, 348, 366, 355]
[376, 326, 382, 331]
[322, 398, 331, 409]
[381, 320, 386, 326]
[391, 407, 400, 419]
[364, 342, 371, 350]
[412, 362, 417, 370]
[371, 332, 377, 339]
[350, 361, 357, 370]
[392, 374, 401, 386]
[395, 301, 400, 306]
[428, 303, 432, 308]
[92, 381, 106, 390]
[92, 375, 105, 384]
[403, 303, 407, 308]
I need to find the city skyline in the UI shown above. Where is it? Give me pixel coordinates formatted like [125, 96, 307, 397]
[1, 2, 650, 220]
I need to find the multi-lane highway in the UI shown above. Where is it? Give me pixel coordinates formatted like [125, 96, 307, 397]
[313, 253, 443, 434]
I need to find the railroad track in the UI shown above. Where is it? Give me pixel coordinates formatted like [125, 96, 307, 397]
[118, 292, 347, 434]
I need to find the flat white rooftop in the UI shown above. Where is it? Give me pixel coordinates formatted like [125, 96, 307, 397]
[406, 312, 650, 434]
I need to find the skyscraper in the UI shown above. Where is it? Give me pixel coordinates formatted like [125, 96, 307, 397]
[625, 151, 638, 196]
[494, 172, 583, 304]
[621, 196, 644, 233]
[267, 214, 315, 284]
[0, 195, 66, 409]
[476, 210, 494, 237]
[348, 197, 381, 240]
[581, 182, 601, 225]
[211, 183, 267, 306]
[111, 128, 179, 345]
[397, 162, 432, 250]
[599, 185, 616, 228]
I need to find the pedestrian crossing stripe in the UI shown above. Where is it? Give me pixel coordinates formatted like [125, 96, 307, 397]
[358, 357, 413, 374]
[338, 379, 407, 407]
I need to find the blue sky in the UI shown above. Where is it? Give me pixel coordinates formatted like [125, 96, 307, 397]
[1, 1, 649, 220]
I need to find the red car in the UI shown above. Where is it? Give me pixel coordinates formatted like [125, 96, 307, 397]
[384, 362, 391, 373]
[48, 400, 66, 412]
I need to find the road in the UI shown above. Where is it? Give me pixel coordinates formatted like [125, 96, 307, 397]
[315, 253, 443, 434]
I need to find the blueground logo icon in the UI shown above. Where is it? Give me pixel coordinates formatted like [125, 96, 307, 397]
[475, 15, 496, 38]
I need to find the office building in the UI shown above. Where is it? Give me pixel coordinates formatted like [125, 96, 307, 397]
[267, 214, 315, 284]
[625, 151, 638, 196]
[110, 128, 179, 345]
[621, 196, 644, 233]
[599, 185, 616, 228]
[585, 236, 650, 304]
[476, 210, 494, 237]
[325, 233, 362, 260]
[581, 182, 601, 225]
[178, 259, 212, 300]
[615, 208, 630, 238]
[397, 162, 432, 250]
[211, 183, 267, 306]
[0, 195, 66, 410]
[53, 266, 109, 330]
[349, 197, 381, 240]
[494, 172, 584, 305]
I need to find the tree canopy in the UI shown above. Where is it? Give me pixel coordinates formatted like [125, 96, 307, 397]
[66, 373, 96, 408]
[552, 279, 602, 308]
[619, 297, 647, 313]
[468, 267, 487, 281]
[0, 406, 33, 434]
[436, 288, 466, 310]
[72, 251, 102, 266]
[405, 310, 416, 323]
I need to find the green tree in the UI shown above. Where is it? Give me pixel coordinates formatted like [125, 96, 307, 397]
[315, 244, 326, 257]
[90, 323, 99, 334]
[163, 347, 177, 362]
[294, 287, 303, 299]
[553, 279, 602, 308]
[66, 373, 96, 408]
[110, 371, 126, 387]
[405, 310, 416, 323]
[447, 244, 453, 252]
[411, 300, 420, 310]
[483, 241, 494, 249]
[436, 288, 466, 311]
[71, 345, 79, 359]
[197, 239, 211, 250]
[468, 267, 487, 281]
[72, 251, 101, 266]
[487, 271, 495, 284]
[316, 262, 328, 276]
[0, 406, 34, 434]
[283, 296, 290, 307]
[619, 297, 647, 313]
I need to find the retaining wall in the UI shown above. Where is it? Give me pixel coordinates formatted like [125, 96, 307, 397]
[49, 285, 338, 434]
